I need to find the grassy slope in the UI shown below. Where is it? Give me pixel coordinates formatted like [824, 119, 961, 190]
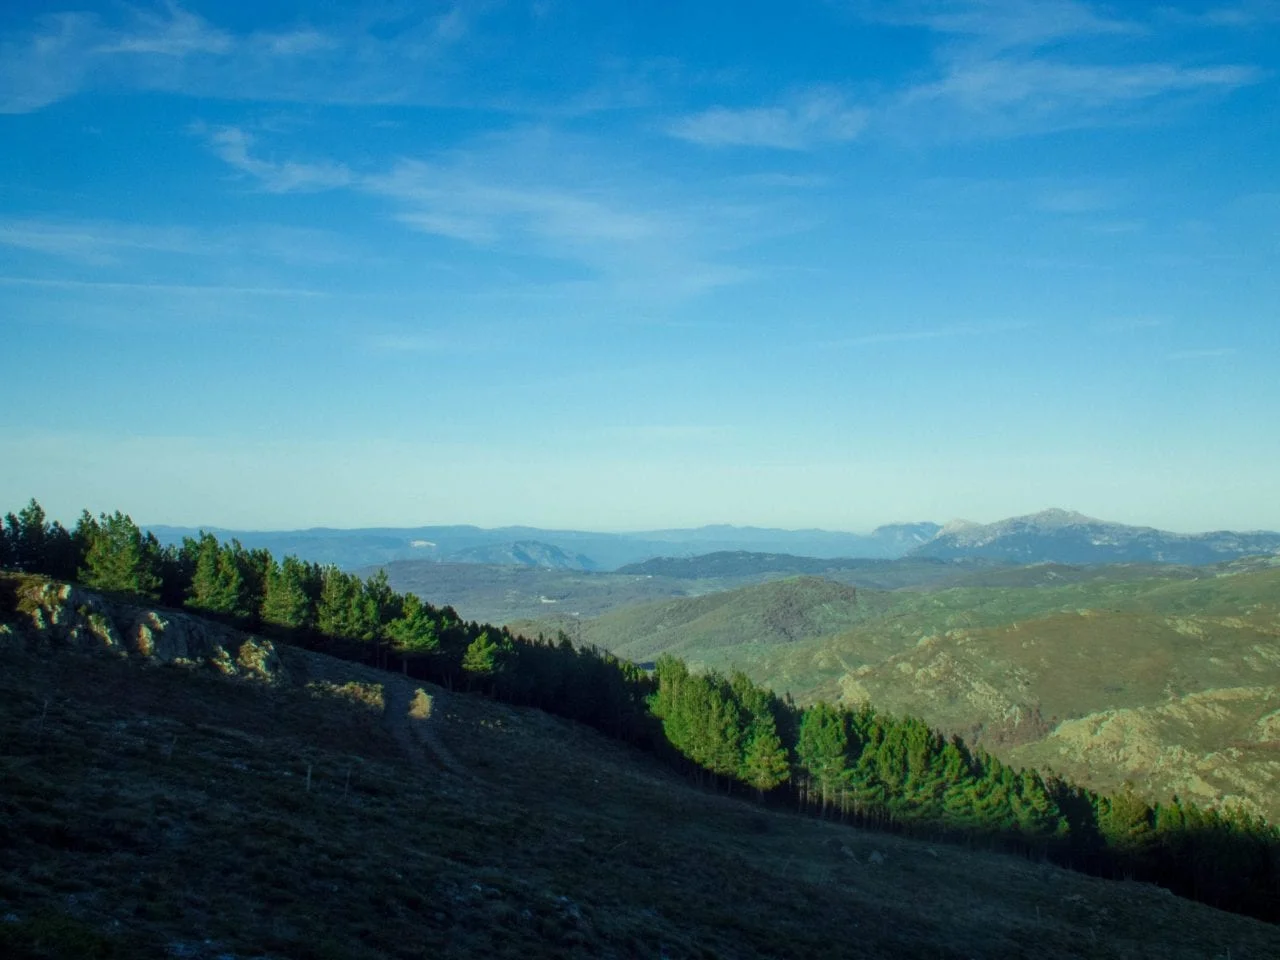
[374, 560, 701, 625]
[512, 576, 869, 664]
[541, 566, 1218, 677]
[3, 641, 1280, 959]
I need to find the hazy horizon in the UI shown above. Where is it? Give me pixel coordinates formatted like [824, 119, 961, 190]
[45, 506, 1280, 540]
[3, 2, 1277, 533]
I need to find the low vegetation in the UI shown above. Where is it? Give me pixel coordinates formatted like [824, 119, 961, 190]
[4, 605, 1280, 957]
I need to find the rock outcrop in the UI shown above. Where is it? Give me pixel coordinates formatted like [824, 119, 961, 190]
[0, 576, 280, 681]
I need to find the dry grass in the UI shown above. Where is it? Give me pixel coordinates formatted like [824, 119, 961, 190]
[2, 640, 1279, 959]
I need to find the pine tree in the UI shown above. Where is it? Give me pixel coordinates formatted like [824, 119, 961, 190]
[462, 630, 509, 692]
[78, 511, 162, 600]
[741, 712, 790, 795]
[5, 499, 48, 573]
[260, 555, 314, 632]
[185, 534, 249, 618]
[701, 682, 745, 783]
[385, 592, 439, 670]
[1099, 781, 1154, 854]
[796, 702, 848, 812]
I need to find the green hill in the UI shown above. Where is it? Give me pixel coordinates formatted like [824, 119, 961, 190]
[3, 593, 1279, 958]
[513, 576, 868, 664]
[550, 565, 1280, 822]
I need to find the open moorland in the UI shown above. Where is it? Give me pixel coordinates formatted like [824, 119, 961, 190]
[3, 604, 1280, 959]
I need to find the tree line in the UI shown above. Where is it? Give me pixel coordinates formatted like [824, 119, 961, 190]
[3, 499, 1277, 922]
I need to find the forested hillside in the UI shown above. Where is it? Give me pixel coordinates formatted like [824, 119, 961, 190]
[3, 498, 1279, 924]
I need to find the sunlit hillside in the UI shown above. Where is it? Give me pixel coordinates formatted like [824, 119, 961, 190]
[544, 566, 1280, 821]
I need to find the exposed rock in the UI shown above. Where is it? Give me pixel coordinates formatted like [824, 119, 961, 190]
[1, 576, 280, 683]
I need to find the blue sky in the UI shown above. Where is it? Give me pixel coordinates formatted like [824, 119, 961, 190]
[2, 0, 1278, 533]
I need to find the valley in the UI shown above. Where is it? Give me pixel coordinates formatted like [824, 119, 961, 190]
[510, 562, 1280, 822]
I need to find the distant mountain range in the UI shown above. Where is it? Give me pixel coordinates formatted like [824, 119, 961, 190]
[910, 508, 1280, 566]
[145, 521, 945, 571]
[147, 509, 1280, 573]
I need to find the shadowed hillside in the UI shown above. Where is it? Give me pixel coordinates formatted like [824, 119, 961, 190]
[4, 596, 1280, 958]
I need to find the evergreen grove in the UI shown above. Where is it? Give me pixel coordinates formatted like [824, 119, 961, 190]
[3, 499, 1277, 922]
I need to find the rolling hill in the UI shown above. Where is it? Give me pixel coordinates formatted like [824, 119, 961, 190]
[370, 561, 697, 624]
[510, 576, 868, 664]
[371, 554, 988, 627]
[544, 564, 1280, 821]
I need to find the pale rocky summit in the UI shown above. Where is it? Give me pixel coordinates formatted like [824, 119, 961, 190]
[913, 508, 1280, 565]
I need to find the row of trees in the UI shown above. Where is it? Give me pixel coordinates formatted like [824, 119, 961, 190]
[0, 500, 649, 725]
[3, 499, 1277, 921]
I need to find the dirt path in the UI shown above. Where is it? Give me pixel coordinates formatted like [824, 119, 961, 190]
[288, 648, 475, 781]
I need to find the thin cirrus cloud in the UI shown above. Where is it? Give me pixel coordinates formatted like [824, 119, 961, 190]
[666, 89, 869, 149]
[856, 0, 1136, 51]
[194, 124, 764, 299]
[662, 2, 1263, 148]
[854, 0, 1264, 138]
[889, 58, 1263, 139]
[0, 217, 201, 264]
[0, 3, 471, 114]
[830, 321, 1033, 348]
[0, 276, 323, 298]
[201, 125, 354, 193]
[0, 215, 357, 268]
[1165, 347, 1238, 360]
[93, 4, 233, 56]
[908, 59, 1261, 114]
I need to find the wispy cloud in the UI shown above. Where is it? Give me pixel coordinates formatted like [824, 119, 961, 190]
[0, 277, 323, 297]
[1157, 3, 1280, 28]
[667, 88, 868, 149]
[892, 58, 1260, 138]
[95, 4, 232, 56]
[858, 0, 1136, 51]
[1165, 347, 1238, 360]
[201, 125, 354, 192]
[1091, 317, 1163, 334]
[196, 124, 774, 300]
[1035, 186, 1116, 214]
[0, 216, 358, 267]
[369, 160, 658, 246]
[0, 13, 97, 113]
[855, 0, 1265, 139]
[0, 4, 476, 113]
[367, 334, 450, 353]
[0, 217, 198, 264]
[832, 321, 1032, 348]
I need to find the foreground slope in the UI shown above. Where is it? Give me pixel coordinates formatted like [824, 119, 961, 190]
[4, 589, 1279, 958]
